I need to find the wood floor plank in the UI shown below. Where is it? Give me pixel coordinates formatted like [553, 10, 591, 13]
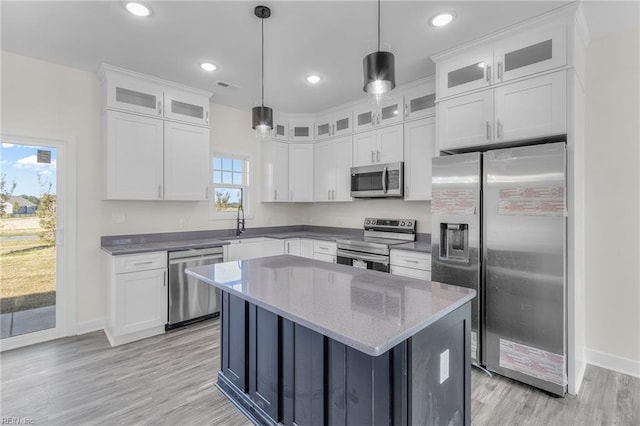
[1, 319, 638, 425]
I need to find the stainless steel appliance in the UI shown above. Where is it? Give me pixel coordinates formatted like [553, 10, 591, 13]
[337, 218, 416, 272]
[350, 162, 404, 198]
[432, 142, 567, 396]
[167, 246, 224, 329]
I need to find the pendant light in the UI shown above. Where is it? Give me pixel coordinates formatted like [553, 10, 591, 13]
[362, 0, 395, 104]
[252, 5, 273, 139]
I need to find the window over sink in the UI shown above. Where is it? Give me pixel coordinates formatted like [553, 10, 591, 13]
[211, 154, 251, 220]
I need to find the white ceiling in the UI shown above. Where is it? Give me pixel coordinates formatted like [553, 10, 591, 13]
[2, 1, 638, 114]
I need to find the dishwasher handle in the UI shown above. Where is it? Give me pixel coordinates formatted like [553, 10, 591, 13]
[169, 253, 224, 265]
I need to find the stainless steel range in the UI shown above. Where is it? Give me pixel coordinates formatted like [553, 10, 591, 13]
[336, 218, 416, 273]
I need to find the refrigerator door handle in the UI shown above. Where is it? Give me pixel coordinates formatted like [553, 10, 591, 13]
[382, 167, 388, 193]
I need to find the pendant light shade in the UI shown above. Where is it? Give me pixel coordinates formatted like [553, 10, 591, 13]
[363, 0, 395, 100]
[252, 5, 273, 138]
[363, 51, 396, 94]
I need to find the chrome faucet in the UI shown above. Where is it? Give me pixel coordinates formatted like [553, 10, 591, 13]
[236, 203, 245, 236]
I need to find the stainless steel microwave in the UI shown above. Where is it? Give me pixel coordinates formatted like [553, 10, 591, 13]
[350, 162, 404, 198]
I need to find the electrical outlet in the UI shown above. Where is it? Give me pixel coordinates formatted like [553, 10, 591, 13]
[439, 349, 449, 384]
[112, 213, 126, 224]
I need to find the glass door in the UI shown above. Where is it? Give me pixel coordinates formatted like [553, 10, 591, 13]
[0, 132, 74, 351]
[1, 143, 58, 338]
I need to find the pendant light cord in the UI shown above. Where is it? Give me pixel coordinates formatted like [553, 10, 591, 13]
[377, 0, 380, 51]
[261, 14, 265, 107]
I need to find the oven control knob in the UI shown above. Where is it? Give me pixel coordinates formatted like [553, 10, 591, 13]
[400, 221, 405, 226]
[365, 219, 370, 225]
[371, 219, 376, 225]
[407, 221, 413, 227]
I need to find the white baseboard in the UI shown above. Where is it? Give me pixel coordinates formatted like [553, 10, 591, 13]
[586, 348, 640, 378]
[76, 318, 104, 335]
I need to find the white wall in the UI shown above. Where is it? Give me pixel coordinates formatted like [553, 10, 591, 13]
[585, 28, 640, 375]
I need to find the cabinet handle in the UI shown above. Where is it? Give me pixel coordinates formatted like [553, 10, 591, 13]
[328, 189, 331, 200]
[274, 189, 277, 200]
[405, 259, 420, 264]
[158, 184, 162, 199]
[372, 113, 376, 126]
[157, 100, 162, 116]
[486, 64, 491, 82]
[376, 150, 380, 162]
[287, 242, 290, 253]
[405, 103, 409, 118]
[371, 150, 375, 163]
[331, 124, 335, 135]
[332, 189, 335, 200]
[206, 110, 209, 124]
[497, 120, 503, 139]
[486, 122, 491, 141]
[134, 261, 154, 266]
[205, 187, 209, 200]
[164, 270, 167, 287]
[498, 62, 503, 81]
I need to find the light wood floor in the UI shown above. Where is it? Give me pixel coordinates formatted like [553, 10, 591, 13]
[1, 319, 638, 425]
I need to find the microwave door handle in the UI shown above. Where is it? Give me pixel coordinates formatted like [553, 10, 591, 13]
[382, 167, 388, 193]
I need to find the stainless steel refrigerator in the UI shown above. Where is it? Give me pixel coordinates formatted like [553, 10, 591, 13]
[431, 142, 567, 396]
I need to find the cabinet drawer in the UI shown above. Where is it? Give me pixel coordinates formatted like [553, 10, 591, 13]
[313, 241, 337, 256]
[390, 265, 431, 281]
[114, 251, 167, 274]
[390, 250, 431, 270]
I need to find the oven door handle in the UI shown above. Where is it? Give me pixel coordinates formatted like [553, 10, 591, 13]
[336, 249, 389, 265]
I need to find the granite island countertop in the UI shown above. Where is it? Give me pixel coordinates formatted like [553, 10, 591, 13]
[186, 254, 474, 356]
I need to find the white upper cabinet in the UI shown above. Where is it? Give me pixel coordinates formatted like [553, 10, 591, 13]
[289, 120, 314, 142]
[402, 85, 436, 121]
[105, 73, 165, 117]
[404, 117, 436, 201]
[262, 140, 289, 202]
[437, 89, 494, 152]
[272, 112, 289, 141]
[163, 89, 210, 126]
[314, 136, 352, 202]
[438, 71, 566, 152]
[493, 70, 567, 142]
[163, 121, 210, 201]
[494, 21, 566, 84]
[315, 110, 353, 140]
[105, 110, 164, 200]
[353, 95, 405, 133]
[436, 20, 566, 99]
[437, 48, 493, 99]
[352, 124, 403, 167]
[289, 143, 314, 202]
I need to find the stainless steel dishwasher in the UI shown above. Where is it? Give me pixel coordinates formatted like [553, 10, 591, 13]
[167, 246, 223, 330]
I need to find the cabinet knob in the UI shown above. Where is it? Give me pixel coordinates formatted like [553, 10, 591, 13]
[371, 150, 375, 163]
[486, 64, 492, 83]
[376, 150, 380, 162]
[498, 62, 504, 81]
[157, 100, 162, 116]
[497, 120, 503, 139]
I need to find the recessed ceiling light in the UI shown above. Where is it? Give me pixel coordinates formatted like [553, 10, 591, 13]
[306, 75, 321, 84]
[430, 12, 455, 27]
[125, 2, 151, 17]
[200, 63, 217, 72]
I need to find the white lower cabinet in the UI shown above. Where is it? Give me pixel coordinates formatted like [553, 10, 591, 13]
[404, 117, 436, 201]
[313, 240, 337, 263]
[225, 238, 285, 261]
[105, 251, 168, 346]
[300, 239, 314, 259]
[284, 238, 301, 256]
[390, 250, 432, 281]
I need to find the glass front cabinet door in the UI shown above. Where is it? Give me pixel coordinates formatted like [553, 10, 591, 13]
[438, 48, 493, 99]
[494, 21, 566, 84]
[163, 89, 210, 126]
[106, 74, 165, 117]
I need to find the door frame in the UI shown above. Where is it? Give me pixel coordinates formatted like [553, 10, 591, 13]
[0, 130, 77, 351]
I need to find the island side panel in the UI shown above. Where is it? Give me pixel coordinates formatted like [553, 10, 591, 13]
[249, 305, 280, 421]
[221, 292, 248, 392]
[409, 302, 472, 426]
[282, 319, 325, 426]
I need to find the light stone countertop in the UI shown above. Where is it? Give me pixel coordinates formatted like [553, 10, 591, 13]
[186, 254, 475, 356]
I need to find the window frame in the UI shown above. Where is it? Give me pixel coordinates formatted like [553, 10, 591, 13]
[209, 152, 252, 220]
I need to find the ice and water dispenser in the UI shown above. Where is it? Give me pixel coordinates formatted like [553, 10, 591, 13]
[439, 223, 469, 262]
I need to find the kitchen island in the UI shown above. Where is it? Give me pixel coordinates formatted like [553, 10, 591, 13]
[186, 255, 475, 426]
